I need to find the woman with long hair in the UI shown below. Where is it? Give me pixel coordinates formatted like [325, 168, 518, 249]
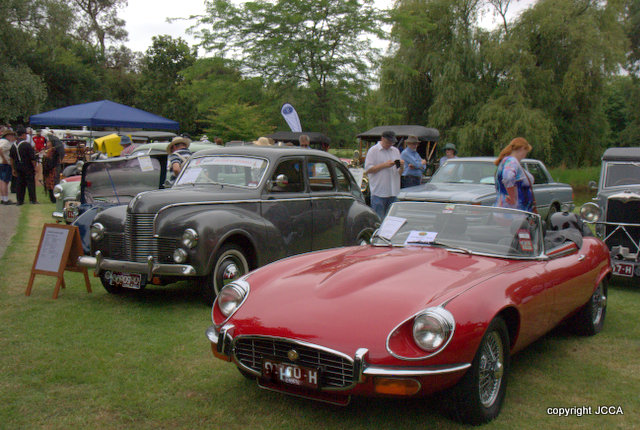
[494, 137, 535, 212]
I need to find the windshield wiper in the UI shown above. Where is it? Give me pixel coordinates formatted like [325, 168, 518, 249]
[431, 240, 472, 255]
[371, 232, 398, 247]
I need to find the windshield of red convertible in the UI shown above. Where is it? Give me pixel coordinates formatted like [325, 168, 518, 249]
[176, 155, 269, 188]
[372, 202, 543, 258]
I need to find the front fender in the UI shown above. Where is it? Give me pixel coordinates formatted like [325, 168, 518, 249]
[155, 205, 278, 275]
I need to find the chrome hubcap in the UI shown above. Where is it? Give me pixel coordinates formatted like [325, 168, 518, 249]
[223, 263, 239, 280]
[478, 331, 504, 408]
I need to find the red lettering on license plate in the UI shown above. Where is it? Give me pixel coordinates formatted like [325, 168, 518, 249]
[613, 263, 634, 277]
[262, 359, 319, 389]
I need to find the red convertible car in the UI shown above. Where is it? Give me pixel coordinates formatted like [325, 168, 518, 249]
[206, 202, 610, 424]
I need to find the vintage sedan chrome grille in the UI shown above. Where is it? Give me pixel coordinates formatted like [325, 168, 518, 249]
[125, 213, 157, 263]
[103, 233, 126, 260]
[605, 198, 640, 253]
[234, 337, 355, 389]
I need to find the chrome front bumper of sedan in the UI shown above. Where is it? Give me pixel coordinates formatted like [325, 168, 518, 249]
[206, 324, 471, 382]
[78, 251, 196, 279]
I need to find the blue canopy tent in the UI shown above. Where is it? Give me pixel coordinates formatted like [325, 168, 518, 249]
[30, 100, 179, 130]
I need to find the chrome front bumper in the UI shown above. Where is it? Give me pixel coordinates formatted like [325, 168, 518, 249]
[205, 324, 471, 381]
[78, 251, 196, 279]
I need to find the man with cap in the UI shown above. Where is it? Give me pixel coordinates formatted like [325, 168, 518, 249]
[118, 135, 137, 156]
[439, 142, 458, 166]
[0, 129, 16, 204]
[364, 130, 404, 219]
[9, 126, 38, 205]
[400, 135, 426, 188]
[166, 136, 191, 185]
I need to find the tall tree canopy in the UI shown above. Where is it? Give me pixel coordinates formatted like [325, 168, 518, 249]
[192, 0, 386, 137]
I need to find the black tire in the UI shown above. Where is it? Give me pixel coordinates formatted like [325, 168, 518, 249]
[202, 243, 250, 305]
[568, 281, 607, 336]
[449, 317, 510, 425]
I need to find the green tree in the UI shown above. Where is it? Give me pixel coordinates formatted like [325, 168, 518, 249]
[193, 0, 385, 140]
[179, 57, 278, 140]
[69, 0, 128, 56]
[136, 35, 197, 131]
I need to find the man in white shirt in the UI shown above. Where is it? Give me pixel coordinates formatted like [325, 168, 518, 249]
[364, 130, 404, 219]
[0, 129, 16, 204]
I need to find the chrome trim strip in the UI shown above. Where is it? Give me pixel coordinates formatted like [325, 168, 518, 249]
[363, 362, 471, 376]
[205, 325, 219, 345]
[353, 348, 368, 383]
[77, 255, 196, 276]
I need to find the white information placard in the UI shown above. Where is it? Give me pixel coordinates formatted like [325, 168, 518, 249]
[34, 227, 70, 273]
[378, 216, 406, 240]
[138, 155, 154, 172]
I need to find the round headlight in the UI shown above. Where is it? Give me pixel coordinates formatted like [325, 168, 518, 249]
[181, 228, 199, 249]
[173, 248, 187, 263]
[90, 223, 105, 241]
[580, 202, 601, 223]
[53, 184, 63, 199]
[412, 308, 455, 352]
[217, 281, 249, 317]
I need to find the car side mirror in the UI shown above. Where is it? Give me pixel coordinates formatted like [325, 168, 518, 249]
[588, 180, 597, 191]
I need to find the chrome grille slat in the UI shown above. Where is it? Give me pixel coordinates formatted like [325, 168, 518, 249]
[125, 213, 157, 263]
[234, 337, 354, 389]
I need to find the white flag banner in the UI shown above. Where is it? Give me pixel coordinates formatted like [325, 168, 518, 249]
[281, 103, 302, 132]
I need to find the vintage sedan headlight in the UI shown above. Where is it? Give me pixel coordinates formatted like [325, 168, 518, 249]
[181, 228, 199, 249]
[217, 280, 250, 317]
[580, 202, 601, 223]
[90, 223, 105, 241]
[173, 248, 188, 263]
[412, 308, 455, 352]
[53, 184, 64, 199]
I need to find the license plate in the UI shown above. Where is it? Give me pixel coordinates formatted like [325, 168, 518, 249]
[107, 272, 143, 289]
[261, 359, 320, 389]
[613, 263, 635, 277]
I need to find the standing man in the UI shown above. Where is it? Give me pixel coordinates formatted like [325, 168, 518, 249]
[364, 130, 404, 219]
[299, 134, 311, 148]
[9, 126, 38, 205]
[0, 129, 16, 204]
[400, 135, 426, 188]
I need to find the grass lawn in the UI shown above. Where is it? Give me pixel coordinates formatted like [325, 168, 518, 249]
[1, 188, 638, 429]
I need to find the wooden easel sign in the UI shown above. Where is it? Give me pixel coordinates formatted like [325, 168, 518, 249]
[26, 224, 92, 299]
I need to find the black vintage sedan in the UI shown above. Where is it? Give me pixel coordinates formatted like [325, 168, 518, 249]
[78, 146, 380, 302]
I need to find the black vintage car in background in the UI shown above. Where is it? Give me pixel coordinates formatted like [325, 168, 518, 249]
[79, 146, 380, 302]
[580, 147, 640, 281]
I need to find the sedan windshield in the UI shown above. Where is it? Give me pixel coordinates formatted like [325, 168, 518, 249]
[431, 161, 496, 185]
[371, 202, 543, 258]
[176, 155, 268, 188]
[603, 162, 640, 188]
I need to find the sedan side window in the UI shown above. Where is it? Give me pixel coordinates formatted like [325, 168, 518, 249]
[308, 160, 334, 191]
[524, 163, 549, 184]
[270, 159, 304, 192]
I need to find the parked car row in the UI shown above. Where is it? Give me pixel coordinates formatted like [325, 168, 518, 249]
[62, 128, 619, 424]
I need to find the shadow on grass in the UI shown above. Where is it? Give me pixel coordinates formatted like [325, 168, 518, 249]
[105, 280, 209, 308]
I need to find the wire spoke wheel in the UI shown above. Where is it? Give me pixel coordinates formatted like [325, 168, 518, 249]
[478, 331, 505, 408]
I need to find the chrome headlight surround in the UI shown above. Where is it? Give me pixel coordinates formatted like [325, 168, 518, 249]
[53, 184, 64, 199]
[215, 279, 250, 320]
[580, 202, 601, 223]
[181, 228, 199, 249]
[90, 223, 105, 241]
[412, 308, 455, 353]
[173, 248, 188, 263]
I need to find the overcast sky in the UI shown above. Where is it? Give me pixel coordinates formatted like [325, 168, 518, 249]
[122, 0, 536, 54]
